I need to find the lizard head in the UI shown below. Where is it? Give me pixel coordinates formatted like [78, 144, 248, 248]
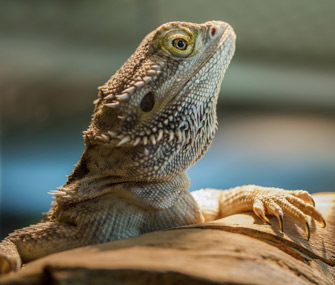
[83, 21, 236, 181]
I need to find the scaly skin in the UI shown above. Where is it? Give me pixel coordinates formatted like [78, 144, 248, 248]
[0, 21, 326, 275]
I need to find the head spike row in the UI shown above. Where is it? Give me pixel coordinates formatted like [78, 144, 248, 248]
[98, 107, 193, 147]
[110, 77, 151, 105]
[107, 62, 165, 106]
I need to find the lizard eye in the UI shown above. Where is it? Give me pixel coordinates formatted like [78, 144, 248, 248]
[140, 92, 155, 112]
[161, 29, 194, 58]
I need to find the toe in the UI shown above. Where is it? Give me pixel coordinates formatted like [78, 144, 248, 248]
[276, 198, 311, 239]
[253, 199, 270, 224]
[285, 195, 326, 227]
[289, 190, 315, 207]
[265, 200, 284, 232]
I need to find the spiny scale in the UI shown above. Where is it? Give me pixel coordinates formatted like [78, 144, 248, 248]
[102, 63, 163, 110]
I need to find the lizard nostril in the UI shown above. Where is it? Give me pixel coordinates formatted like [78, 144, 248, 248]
[210, 27, 216, 37]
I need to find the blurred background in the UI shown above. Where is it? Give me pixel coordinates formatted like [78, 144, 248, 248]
[0, 0, 334, 238]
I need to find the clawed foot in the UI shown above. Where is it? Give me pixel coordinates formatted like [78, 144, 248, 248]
[0, 254, 18, 275]
[251, 186, 326, 240]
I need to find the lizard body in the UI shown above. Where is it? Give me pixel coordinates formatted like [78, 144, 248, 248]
[0, 21, 325, 274]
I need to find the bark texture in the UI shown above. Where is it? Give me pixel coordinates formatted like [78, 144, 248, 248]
[0, 193, 334, 285]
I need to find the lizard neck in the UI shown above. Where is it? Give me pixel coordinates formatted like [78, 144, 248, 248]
[58, 171, 191, 208]
[56, 147, 191, 207]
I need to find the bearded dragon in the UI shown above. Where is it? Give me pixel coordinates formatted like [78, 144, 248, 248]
[0, 21, 326, 274]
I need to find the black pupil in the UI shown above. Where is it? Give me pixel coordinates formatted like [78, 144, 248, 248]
[173, 39, 186, 50]
[140, 92, 155, 112]
[177, 40, 185, 48]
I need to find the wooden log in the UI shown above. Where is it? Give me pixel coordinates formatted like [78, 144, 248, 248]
[0, 193, 334, 284]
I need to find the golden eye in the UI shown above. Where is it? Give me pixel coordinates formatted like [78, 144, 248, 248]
[172, 38, 188, 50]
[160, 29, 195, 58]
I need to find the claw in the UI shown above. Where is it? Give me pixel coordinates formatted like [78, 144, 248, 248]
[253, 203, 270, 224]
[310, 197, 315, 207]
[275, 211, 284, 232]
[259, 215, 271, 225]
[320, 217, 326, 228]
[304, 219, 310, 241]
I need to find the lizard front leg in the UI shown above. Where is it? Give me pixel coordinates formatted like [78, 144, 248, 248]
[191, 185, 326, 240]
[0, 221, 81, 274]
